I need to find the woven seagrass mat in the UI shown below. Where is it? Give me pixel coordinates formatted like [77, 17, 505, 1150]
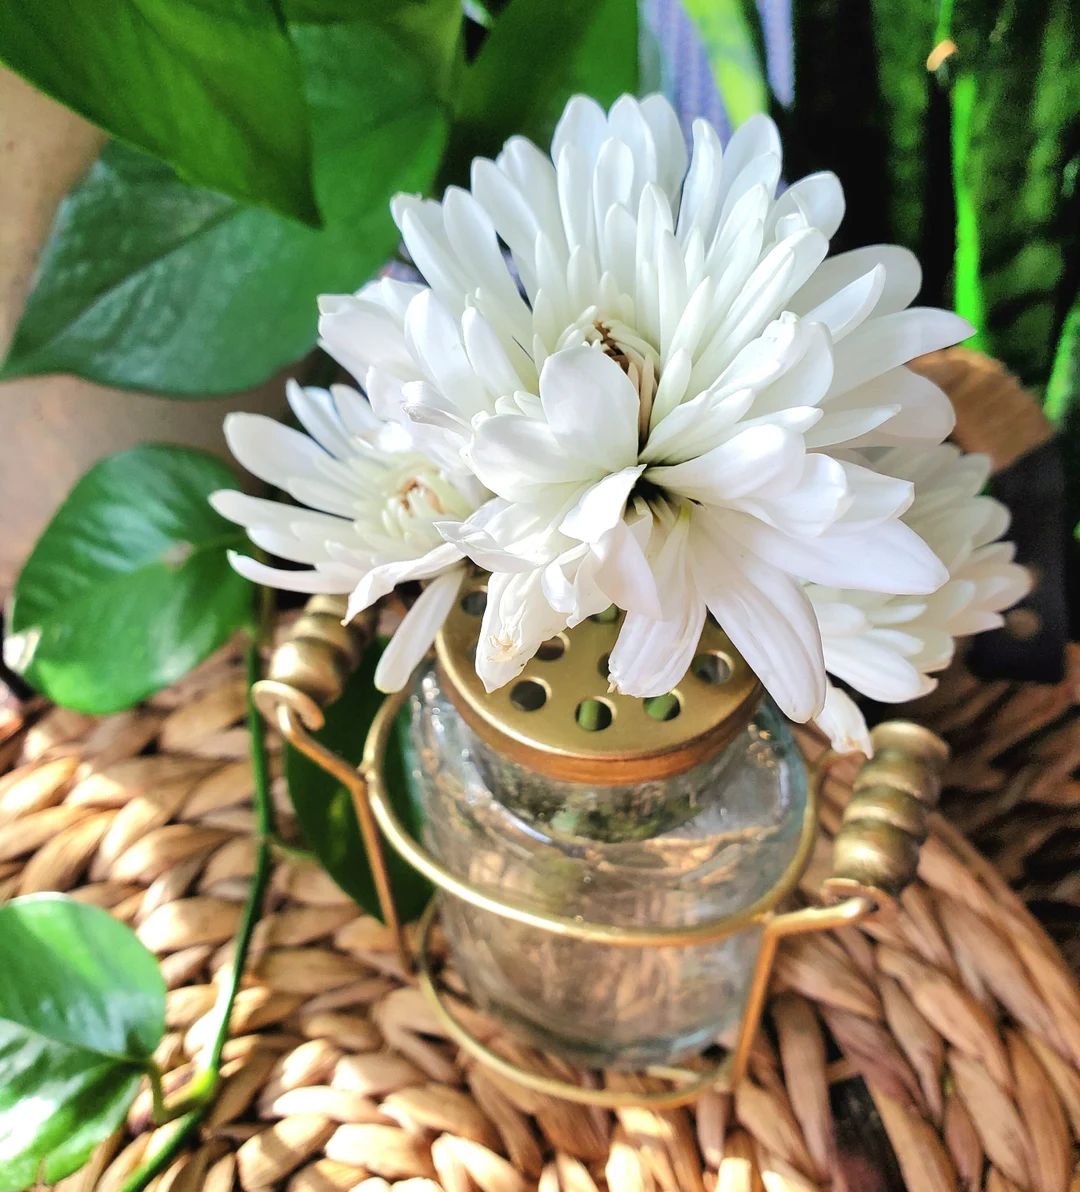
[0, 623, 1078, 1192]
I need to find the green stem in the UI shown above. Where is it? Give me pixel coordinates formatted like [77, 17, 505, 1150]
[147, 1062, 167, 1125]
[118, 1110, 205, 1192]
[120, 592, 276, 1192]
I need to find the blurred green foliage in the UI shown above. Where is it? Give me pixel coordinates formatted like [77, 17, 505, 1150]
[687, 0, 1078, 439]
[687, 0, 1079, 575]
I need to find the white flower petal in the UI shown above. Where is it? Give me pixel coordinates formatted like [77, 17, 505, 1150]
[727, 515, 948, 594]
[608, 512, 704, 696]
[469, 412, 596, 502]
[767, 171, 844, 240]
[647, 425, 803, 504]
[343, 541, 464, 623]
[823, 633, 932, 702]
[829, 308, 974, 396]
[814, 684, 872, 755]
[434, 511, 543, 574]
[226, 551, 358, 594]
[317, 280, 422, 381]
[591, 514, 662, 618]
[374, 568, 464, 692]
[475, 569, 568, 691]
[223, 413, 329, 489]
[285, 381, 353, 459]
[539, 344, 639, 469]
[691, 512, 826, 721]
[211, 490, 357, 543]
[789, 245, 921, 318]
[560, 465, 645, 542]
[801, 265, 885, 341]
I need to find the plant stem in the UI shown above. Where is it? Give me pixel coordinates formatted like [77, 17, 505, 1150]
[120, 598, 276, 1192]
[117, 1110, 204, 1192]
[147, 1062, 167, 1124]
[207, 628, 276, 1075]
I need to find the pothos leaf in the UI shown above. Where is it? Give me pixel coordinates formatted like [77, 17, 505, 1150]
[0, 6, 461, 396]
[0, 0, 319, 225]
[442, 0, 639, 184]
[5, 444, 252, 713]
[0, 895, 166, 1191]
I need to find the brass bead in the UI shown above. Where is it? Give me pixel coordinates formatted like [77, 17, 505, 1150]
[830, 820, 920, 899]
[870, 721, 949, 771]
[842, 786, 929, 841]
[821, 875, 897, 911]
[267, 638, 349, 709]
[306, 594, 350, 621]
[252, 679, 325, 732]
[290, 612, 364, 668]
[853, 752, 941, 808]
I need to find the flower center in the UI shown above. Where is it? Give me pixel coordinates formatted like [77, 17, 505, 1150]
[588, 319, 658, 449]
[396, 476, 444, 515]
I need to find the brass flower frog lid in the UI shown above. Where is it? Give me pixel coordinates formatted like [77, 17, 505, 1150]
[434, 579, 764, 785]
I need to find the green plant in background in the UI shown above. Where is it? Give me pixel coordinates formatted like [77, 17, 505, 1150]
[0, 0, 635, 396]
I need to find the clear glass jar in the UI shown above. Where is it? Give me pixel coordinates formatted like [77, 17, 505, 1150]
[401, 664, 809, 1070]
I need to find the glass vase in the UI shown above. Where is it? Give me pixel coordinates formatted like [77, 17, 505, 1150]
[402, 665, 808, 1070]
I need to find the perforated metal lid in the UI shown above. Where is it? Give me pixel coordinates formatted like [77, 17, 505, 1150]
[434, 579, 763, 785]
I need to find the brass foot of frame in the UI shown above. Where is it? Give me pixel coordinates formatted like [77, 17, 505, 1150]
[412, 898, 733, 1109]
[412, 893, 874, 1110]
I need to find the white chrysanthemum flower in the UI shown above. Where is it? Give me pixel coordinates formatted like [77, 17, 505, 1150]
[809, 443, 1032, 752]
[315, 93, 973, 721]
[211, 380, 485, 691]
[218, 94, 1027, 745]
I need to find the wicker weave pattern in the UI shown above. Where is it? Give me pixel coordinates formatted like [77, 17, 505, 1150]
[1, 635, 1077, 1192]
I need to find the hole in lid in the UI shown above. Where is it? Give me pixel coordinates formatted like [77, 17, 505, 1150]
[589, 606, 620, 624]
[643, 693, 681, 722]
[576, 698, 614, 731]
[460, 589, 487, 616]
[692, 651, 733, 685]
[510, 679, 548, 712]
[596, 652, 610, 679]
[535, 635, 567, 662]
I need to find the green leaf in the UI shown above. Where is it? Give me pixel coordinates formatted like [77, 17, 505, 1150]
[284, 641, 431, 923]
[443, 0, 639, 183]
[947, 0, 1080, 389]
[1047, 293, 1080, 424]
[0, 0, 317, 225]
[0, 895, 166, 1190]
[683, 0, 768, 127]
[6, 444, 252, 714]
[1, 7, 459, 396]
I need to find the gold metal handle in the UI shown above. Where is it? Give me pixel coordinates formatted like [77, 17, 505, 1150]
[822, 721, 948, 911]
[253, 595, 375, 731]
[252, 596, 412, 971]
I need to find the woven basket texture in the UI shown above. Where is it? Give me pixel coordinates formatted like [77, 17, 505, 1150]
[0, 626, 1077, 1192]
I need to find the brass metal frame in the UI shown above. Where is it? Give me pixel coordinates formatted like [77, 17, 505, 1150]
[273, 685, 872, 1104]
[359, 686, 825, 951]
[255, 595, 947, 1108]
